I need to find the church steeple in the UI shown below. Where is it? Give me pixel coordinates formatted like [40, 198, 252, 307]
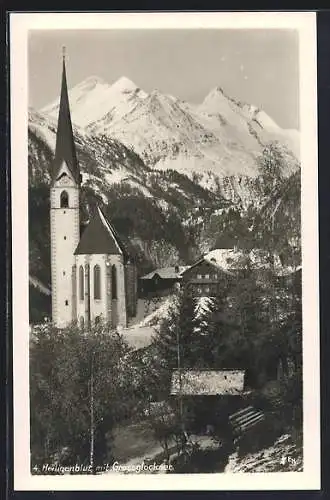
[52, 47, 80, 185]
[50, 50, 81, 328]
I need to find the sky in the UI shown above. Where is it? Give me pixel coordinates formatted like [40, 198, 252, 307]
[28, 29, 299, 130]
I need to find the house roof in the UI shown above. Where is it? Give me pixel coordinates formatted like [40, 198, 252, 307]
[74, 206, 128, 257]
[119, 325, 155, 350]
[182, 248, 296, 276]
[52, 57, 80, 185]
[170, 369, 245, 396]
[181, 251, 236, 277]
[204, 248, 275, 271]
[140, 266, 189, 280]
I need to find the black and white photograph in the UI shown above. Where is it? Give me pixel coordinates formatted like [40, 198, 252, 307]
[10, 12, 319, 490]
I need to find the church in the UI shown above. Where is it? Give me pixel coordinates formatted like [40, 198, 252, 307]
[50, 53, 138, 329]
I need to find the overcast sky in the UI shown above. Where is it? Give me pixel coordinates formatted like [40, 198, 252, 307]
[28, 29, 299, 129]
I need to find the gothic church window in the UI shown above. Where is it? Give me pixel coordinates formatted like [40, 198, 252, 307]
[111, 265, 117, 300]
[79, 265, 84, 301]
[60, 190, 69, 208]
[94, 265, 101, 300]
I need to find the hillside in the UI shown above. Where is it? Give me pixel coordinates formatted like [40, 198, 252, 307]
[28, 109, 228, 293]
[29, 76, 301, 322]
[41, 75, 299, 185]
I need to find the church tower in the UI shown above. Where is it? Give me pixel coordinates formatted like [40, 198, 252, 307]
[50, 49, 81, 328]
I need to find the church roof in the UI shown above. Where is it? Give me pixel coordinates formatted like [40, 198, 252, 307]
[170, 370, 245, 396]
[74, 206, 128, 257]
[52, 56, 80, 185]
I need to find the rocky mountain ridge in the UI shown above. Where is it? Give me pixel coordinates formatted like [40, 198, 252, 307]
[29, 75, 301, 322]
[41, 75, 300, 184]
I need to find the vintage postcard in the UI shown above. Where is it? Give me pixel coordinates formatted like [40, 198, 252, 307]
[10, 11, 319, 491]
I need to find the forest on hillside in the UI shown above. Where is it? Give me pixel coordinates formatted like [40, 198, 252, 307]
[28, 139, 300, 323]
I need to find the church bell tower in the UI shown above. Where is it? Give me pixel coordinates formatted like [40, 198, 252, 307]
[50, 49, 81, 328]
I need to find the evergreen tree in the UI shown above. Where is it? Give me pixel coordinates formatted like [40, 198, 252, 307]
[153, 287, 203, 374]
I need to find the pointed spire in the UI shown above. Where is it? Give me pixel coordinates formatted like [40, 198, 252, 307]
[52, 50, 80, 184]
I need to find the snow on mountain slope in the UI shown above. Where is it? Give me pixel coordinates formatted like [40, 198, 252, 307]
[39, 74, 300, 199]
[199, 87, 300, 159]
[29, 108, 225, 213]
[29, 107, 233, 286]
[86, 88, 264, 179]
[28, 108, 153, 198]
[42, 75, 148, 128]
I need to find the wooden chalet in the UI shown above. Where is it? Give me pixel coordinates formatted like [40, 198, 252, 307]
[139, 265, 188, 298]
[169, 369, 265, 439]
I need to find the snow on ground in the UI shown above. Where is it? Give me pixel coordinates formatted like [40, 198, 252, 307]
[194, 296, 214, 319]
[155, 199, 170, 211]
[224, 434, 303, 473]
[119, 325, 155, 350]
[117, 295, 176, 350]
[194, 296, 215, 334]
[103, 168, 131, 185]
[29, 121, 57, 151]
[81, 172, 101, 184]
[125, 179, 153, 198]
[29, 275, 51, 296]
[137, 296, 176, 328]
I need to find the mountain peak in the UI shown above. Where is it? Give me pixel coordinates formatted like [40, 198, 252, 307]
[75, 75, 110, 91]
[214, 86, 225, 94]
[111, 76, 139, 94]
[206, 85, 231, 101]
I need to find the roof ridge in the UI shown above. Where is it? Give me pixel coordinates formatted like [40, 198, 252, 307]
[74, 204, 130, 257]
[96, 205, 123, 255]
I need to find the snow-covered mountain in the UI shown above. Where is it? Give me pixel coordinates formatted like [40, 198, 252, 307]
[42, 76, 148, 128]
[28, 107, 231, 289]
[29, 94, 301, 322]
[29, 108, 225, 211]
[29, 108, 152, 197]
[41, 76, 300, 181]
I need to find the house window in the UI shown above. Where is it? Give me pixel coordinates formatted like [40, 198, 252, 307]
[214, 274, 218, 280]
[65, 300, 69, 306]
[64, 236, 67, 240]
[95, 315, 101, 325]
[94, 265, 101, 300]
[197, 274, 202, 279]
[205, 274, 210, 280]
[80, 316, 84, 329]
[111, 265, 117, 299]
[79, 265, 84, 301]
[205, 286, 210, 294]
[60, 190, 69, 208]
